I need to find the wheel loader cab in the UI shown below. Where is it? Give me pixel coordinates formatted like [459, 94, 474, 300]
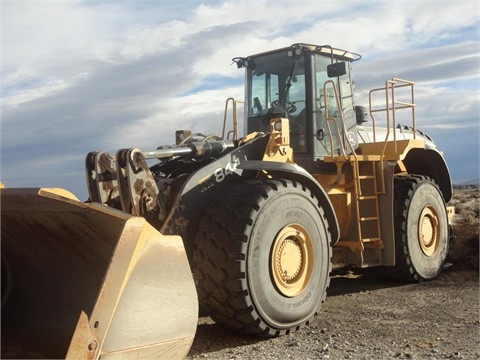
[238, 43, 361, 172]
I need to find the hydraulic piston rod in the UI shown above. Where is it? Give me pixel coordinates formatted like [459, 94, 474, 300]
[143, 140, 236, 160]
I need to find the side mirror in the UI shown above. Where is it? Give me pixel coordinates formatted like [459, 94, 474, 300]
[327, 62, 347, 77]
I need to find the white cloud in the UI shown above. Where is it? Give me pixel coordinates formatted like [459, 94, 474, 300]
[2, 78, 71, 107]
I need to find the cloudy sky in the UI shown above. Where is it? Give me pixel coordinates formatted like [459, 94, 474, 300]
[1, 0, 479, 200]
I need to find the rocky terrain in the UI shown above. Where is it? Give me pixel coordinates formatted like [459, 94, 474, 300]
[186, 187, 479, 360]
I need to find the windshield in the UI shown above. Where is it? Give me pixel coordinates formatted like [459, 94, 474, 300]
[246, 51, 306, 119]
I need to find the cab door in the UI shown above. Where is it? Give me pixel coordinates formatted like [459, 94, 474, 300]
[313, 56, 357, 158]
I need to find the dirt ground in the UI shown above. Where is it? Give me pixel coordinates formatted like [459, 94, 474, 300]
[186, 189, 480, 360]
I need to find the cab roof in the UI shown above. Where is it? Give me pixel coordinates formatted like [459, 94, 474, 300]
[247, 43, 361, 62]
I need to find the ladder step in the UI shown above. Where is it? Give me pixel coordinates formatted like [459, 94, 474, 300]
[361, 237, 382, 243]
[359, 195, 377, 200]
[359, 175, 375, 179]
[360, 216, 379, 221]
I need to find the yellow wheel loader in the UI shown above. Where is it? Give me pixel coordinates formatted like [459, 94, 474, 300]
[1, 43, 453, 359]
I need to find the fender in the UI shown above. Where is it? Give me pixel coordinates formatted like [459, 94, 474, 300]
[403, 148, 452, 202]
[238, 160, 340, 245]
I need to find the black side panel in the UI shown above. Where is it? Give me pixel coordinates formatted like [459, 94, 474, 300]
[160, 135, 268, 259]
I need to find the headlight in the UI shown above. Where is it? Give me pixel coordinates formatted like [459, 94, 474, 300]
[274, 120, 282, 131]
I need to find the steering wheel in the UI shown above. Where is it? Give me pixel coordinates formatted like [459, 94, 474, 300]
[270, 100, 297, 114]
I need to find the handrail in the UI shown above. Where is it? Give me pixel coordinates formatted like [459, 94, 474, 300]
[368, 78, 416, 157]
[323, 80, 358, 158]
[365, 78, 416, 195]
[222, 98, 244, 140]
[322, 78, 416, 195]
[323, 80, 362, 193]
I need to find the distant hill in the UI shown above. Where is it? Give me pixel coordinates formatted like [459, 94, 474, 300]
[453, 178, 480, 188]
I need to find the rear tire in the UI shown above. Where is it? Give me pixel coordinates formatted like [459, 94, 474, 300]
[388, 175, 449, 282]
[193, 179, 331, 336]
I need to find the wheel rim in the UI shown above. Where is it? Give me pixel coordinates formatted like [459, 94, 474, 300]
[418, 205, 440, 256]
[271, 224, 314, 297]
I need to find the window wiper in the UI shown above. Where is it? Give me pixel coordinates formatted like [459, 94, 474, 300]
[262, 59, 297, 125]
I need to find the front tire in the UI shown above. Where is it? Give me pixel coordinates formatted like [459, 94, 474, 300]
[389, 175, 449, 282]
[193, 179, 331, 336]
